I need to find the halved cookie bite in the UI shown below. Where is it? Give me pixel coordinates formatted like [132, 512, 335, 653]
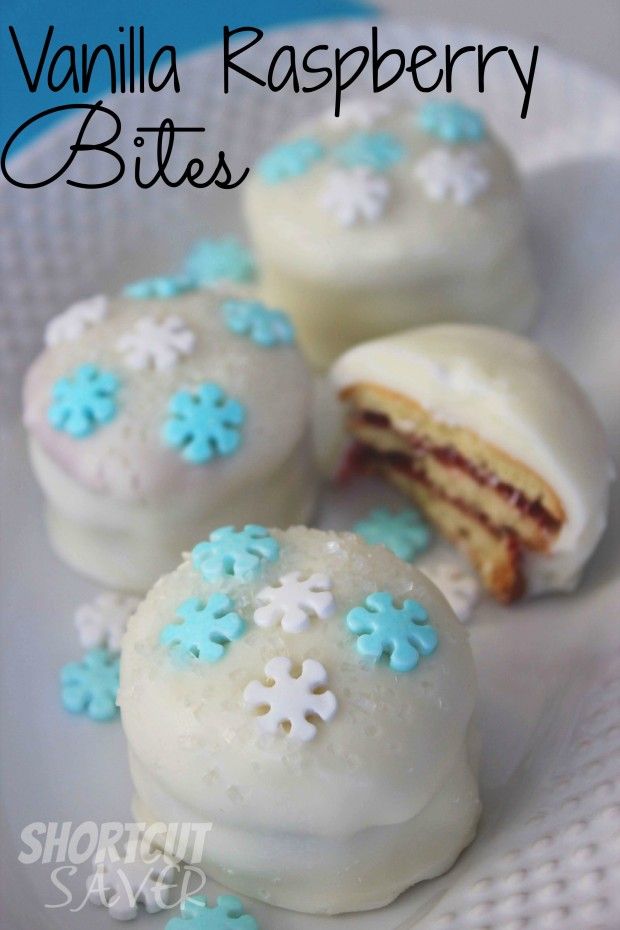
[332, 325, 613, 602]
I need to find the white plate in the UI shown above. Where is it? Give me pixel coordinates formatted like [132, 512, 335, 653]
[2, 17, 620, 930]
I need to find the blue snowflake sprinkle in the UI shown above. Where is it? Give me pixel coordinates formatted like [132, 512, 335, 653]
[184, 238, 256, 287]
[48, 363, 119, 438]
[258, 137, 325, 183]
[334, 132, 405, 172]
[162, 383, 245, 464]
[123, 275, 196, 299]
[221, 299, 295, 347]
[346, 591, 438, 673]
[60, 648, 120, 721]
[192, 525, 279, 581]
[417, 101, 486, 144]
[160, 594, 245, 663]
[166, 894, 259, 930]
[354, 507, 431, 562]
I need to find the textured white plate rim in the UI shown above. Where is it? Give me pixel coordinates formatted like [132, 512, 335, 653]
[1, 15, 620, 930]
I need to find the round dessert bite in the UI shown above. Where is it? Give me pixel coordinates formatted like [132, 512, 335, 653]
[331, 324, 614, 602]
[22, 284, 317, 591]
[244, 98, 538, 369]
[119, 526, 480, 914]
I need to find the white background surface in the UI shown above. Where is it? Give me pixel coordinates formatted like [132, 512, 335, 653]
[380, 0, 620, 82]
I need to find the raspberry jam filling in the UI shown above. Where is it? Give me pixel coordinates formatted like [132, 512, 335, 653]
[339, 440, 526, 602]
[342, 442, 505, 536]
[353, 409, 563, 538]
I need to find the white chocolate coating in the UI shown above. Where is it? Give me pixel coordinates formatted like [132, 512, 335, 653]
[23, 291, 318, 591]
[120, 527, 480, 914]
[244, 102, 538, 370]
[331, 324, 614, 594]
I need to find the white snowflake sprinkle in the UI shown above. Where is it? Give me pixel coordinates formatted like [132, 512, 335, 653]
[244, 656, 337, 742]
[323, 97, 393, 130]
[320, 168, 390, 226]
[44, 295, 108, 347]
[254, 572, 335, 633]
[413, 148, 490, 205]
[75, 592, 140, 652]
[420, 559, 480, 621]
[116, 315, 195, 371]
[87, 840, 178, 921]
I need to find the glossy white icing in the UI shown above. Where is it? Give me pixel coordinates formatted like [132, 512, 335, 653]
[331, 324, 614, 594]
[119, 527, 480, 913]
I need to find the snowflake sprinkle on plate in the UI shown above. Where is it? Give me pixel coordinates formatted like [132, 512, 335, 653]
[75, 592, 140, 653]
[254, 572, 335, 633]
[419, 558, 480, 621]
[347, 592, 438, 673]
[354, 507, 431, 561]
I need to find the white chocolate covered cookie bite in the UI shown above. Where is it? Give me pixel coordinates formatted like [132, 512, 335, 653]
[119, 526, 480, 914]
[244, 98, 538, 370]
[23, 282, 318, 591]
[332, 324, 614, 602]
